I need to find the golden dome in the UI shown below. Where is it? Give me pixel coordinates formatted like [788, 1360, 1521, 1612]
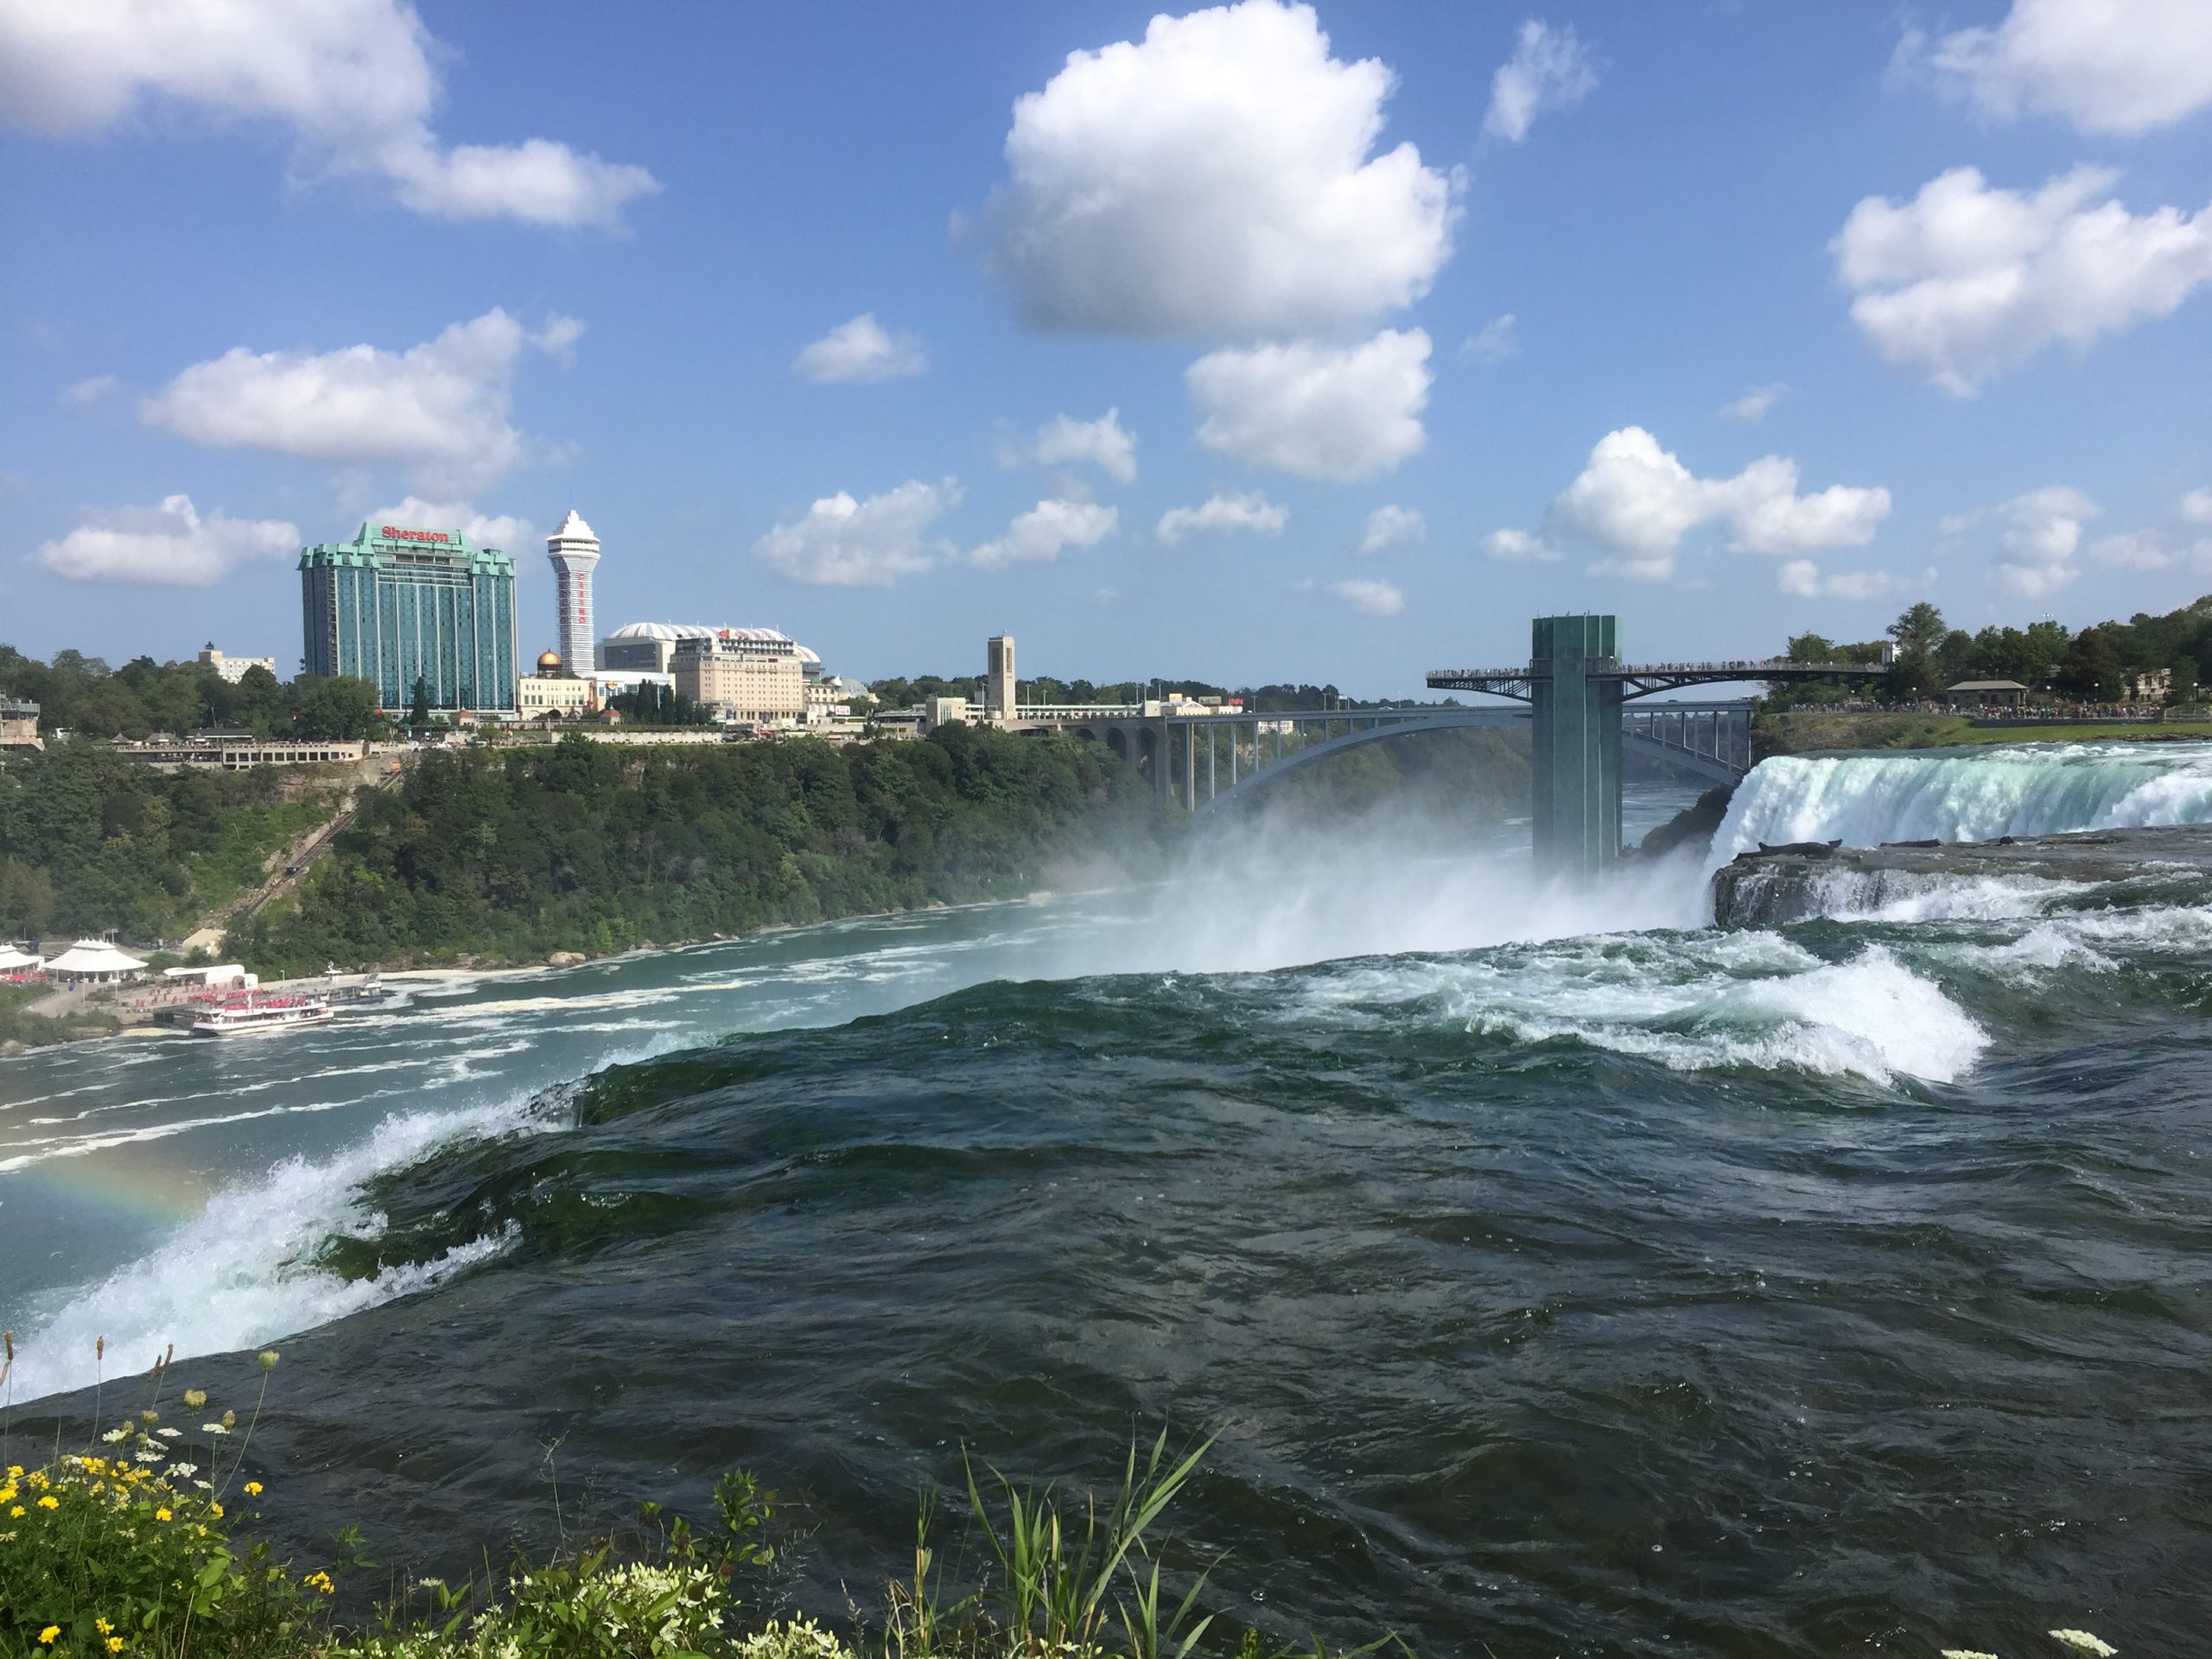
[536, 649, 563, 671]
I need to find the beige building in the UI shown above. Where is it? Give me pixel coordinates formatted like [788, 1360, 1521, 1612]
[2, 698, 40, 751]
[518, 650, 598, 718]
[984, 634, 1016, 719]
[673, 632, 807, 726]
[197, 645, 278, 683]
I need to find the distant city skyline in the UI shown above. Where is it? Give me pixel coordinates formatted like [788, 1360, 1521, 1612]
[3, 1, 2210, 694]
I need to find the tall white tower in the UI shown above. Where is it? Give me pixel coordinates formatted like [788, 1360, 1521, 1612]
[546, 509, 601, 675]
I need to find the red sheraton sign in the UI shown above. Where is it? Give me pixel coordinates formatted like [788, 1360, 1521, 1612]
[381, 526, 451, 543]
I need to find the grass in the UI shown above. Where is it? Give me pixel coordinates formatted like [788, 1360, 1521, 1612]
[0, 1339, 1397, 1659]
[0, 984, 119, 1052]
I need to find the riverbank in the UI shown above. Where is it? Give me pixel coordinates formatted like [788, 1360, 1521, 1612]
[1754, 709, 2203, 756]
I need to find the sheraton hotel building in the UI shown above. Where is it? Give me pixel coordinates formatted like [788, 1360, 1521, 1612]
[299, 521, 520, 715]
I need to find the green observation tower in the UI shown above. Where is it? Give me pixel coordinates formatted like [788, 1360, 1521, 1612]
[299, 522, 518, 715]
[1529, 613, 1624, 880]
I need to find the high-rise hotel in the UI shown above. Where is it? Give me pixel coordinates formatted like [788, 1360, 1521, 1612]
[299, 522, 518, 714]
[544, 509, 601, 675]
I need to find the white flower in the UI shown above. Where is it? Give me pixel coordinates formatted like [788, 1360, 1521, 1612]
[1940, 1649, 2001, 1659]
[201, 1423, 230, 1435]
[101, 1427, 130, 1444]
[193, 1479, 213, 1491]
[156, 1427, 181, 1439]
[135, 1449, 163, 1463]
[165, 1463, 199, 1479]
[2050, 1634, 2118, 1657]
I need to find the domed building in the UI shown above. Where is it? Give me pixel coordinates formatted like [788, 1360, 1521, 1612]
[594, 621, 824, 729]
[517, 646, 596, 719]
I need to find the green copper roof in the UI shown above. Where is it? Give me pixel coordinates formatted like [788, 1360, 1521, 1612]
[299, 521, 515, 575]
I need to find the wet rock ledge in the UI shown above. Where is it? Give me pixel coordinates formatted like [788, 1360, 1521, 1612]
[1710, 823, 2212, 928]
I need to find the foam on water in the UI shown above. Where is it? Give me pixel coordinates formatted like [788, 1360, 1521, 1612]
[4, 1091, 558, 1401]
[1303, 929, 1986, 1085]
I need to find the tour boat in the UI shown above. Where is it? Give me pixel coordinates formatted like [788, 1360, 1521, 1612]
[189, 995, 335, 1037]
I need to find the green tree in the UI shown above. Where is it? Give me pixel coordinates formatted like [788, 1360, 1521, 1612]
[229, 664, 289, 735]
[1785, 632, 1836, 664]
[297, 676, 384, 740]
[407, 675, 432, 734]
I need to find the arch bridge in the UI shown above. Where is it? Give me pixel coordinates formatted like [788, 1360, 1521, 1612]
[1035, 615, 1881, 873]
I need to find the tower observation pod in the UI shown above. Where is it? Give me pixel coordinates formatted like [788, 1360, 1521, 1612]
[546, 510, 601, 676]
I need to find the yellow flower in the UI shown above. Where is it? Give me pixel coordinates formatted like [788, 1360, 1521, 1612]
[8, 1506, 23, 1519]
[38, 1627, 60, 1645]
[207, 1502, 224, 1519]
[96, 1620, 113, 1636]
[182, 1389, 207, 1409]
[155, 1507, 172, 1522]
[0, 1485, 16, 1503]
[5, 1465, 22, 1478]
[304, 1569, 336, 1596]
[108, 1639, 125, 1654]
[257, 1351, 280, 1371]
[36, 1494, 60, 1510]
[243, 1481, 264, 1497]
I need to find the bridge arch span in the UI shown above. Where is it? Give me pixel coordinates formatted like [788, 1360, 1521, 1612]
[1191, 709, 1525, 820]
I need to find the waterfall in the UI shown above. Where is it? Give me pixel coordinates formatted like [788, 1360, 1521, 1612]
[1705, 741, 2212, 875]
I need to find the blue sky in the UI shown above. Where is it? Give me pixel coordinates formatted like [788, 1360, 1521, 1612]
[3, 0, 2210, 696]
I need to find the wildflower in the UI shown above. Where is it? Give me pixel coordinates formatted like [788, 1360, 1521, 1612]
[257, 1351, 280, 1371]
[202, 1422, 230, 1435]
[134, 1449, 162, 1464]
[182, 1389, 207, 1409]
[96, 1620, 113, 1635]
[5, 1465, 20, 1478]
[156, 1427, 181, 1439]
[2050, 1635, 2118, 1657]
[1941, 1651, 2000, 1659]
[37, 1494, 59, 1510]
[108, 1639, 125, 1654]
[207, 1502, 224, 1519]
[165, 1464, 199, 1479]
[192, 1479, 213, 1491]
[8, 1506, 24, 1518]
[155, 1508, 172, 1522]
[243, 1481, 264, 1497]
[38, 1626, 60, 1645]
[139, 1409, 158, 1425]
[419, 1577, 445, 1588]
[304, 1569, 336, 1595]
[0, 1485, 14, 1503]
[221, 1410, 235, 1428]
[101, 1427, 130, 1444]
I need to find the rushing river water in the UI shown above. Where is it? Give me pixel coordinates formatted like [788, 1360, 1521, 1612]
[4, 750, 2211, 1657]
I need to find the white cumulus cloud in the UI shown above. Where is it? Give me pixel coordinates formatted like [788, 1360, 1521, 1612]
[791, 314, 927, 384]
[1533, 427, 1891, 582]
[1155, 492, 1287, 545]
[1484, 20, 1599, 143]
[1483, 528, 1559, 562]
[1905, 0, 2212, 137]
[970, 498, 1118, 569]
[139, 308, 577, 495]
[2180, 486, 2212, 525]
[1460, 313, 1518, 363]
[1776, 560, 1931, 601]
[1328, 577, 1403, 616]
[1357, 504, 1425, 555]
[1187, 328, 1431, 482]
[1719, 383, 1788, 423]
[0, 0, 658, 230]
[63, 375, 118, 408]
[35, 493, 297, 586]
[1010, 409, 1139, 482]
[2089, 529, 2170, 570]
[1832, 165, 2212, 395]
[368, 496, 534, 550]
[975, 0, 1458, 337]
[752, 479, 959, 588]
[1945, 485, 2100, 596]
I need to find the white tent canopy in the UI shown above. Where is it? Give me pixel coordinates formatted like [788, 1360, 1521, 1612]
[0, 946, 42, 972]
[45, 939, 149, 979]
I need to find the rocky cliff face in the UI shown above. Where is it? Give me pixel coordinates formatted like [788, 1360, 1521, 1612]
[1710, 824, 2212, 928]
